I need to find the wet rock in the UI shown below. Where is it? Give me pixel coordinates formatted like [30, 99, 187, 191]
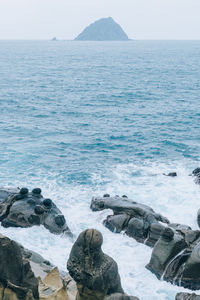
[192, 168, 200, 184]
[91, 196, 169, 247]
[176, 293, 200, 300]
[163, 172, 177, 177]
[67, 229, 124, 299]
[146, 225, 200, 290]
[0, 234, 39, 299]
[0, 187, 72, 236]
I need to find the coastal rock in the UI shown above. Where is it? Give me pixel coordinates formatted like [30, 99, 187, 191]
[91, 196, 169, 247]
[192, 168, 200, 184]
[146, 226, 200, 290]
[163, 172, 177, 177]
[67, 229, 124, 299]
[75, 17, 129, 41]
[176, 293, 200, 299]
[0, 187, 72, 236]
[0, 234, 39, 299]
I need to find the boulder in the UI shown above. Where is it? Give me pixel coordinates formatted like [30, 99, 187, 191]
[67, 229, 124, 300]
[91, 196, 169, 247]
[0, 187, 72, 236]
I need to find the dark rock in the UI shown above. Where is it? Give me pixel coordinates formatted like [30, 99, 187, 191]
[67, 229, 124, 299]
[163, 172, 177, 177]
[43, 198, 52, 209]
[75, 17, 129, 41]
[20, 188, 29, 195]
[192, 168, 200, 176]
[91, 196, 169, 247]
[0, 234, 39, 299]
[32, 188, 42, 195]
[34, 205, 45, 215]
[176, 293, 200, 300]
[192, 168, 200, 184]
[0, 187, 72, 236]
[104, 194, 110, 198]
[146, 225, 200, 290]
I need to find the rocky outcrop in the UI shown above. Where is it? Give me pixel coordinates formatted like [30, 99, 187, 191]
[75, 17, 129, 41]
[90, 195, 169, 247]
[163, 172, 177, 177]
[176, 293, 200, 300]
[146, 226, 200, 290]
[0, 187, 72, 236]
[0, 234, 39, 300]
[67, 229, 138, 300]
[191, 168, 200, 184]
[67, 229, 124, 299]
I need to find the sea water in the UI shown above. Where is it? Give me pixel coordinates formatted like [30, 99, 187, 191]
[0, 40, 200, 299]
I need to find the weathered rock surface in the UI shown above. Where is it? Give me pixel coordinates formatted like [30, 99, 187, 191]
[90, 195, 169, 247]
[176, 293, 200, 299]
[146, 226, 200, 290]
[75, 17, 129, 41]
[67, 229, 127, 300]
[0, 187, 72, 236]
[0, 234, 39, 299]
[192, 168, 200, 184]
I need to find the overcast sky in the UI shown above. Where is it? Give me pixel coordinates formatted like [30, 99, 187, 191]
[0, 0, 200, 40]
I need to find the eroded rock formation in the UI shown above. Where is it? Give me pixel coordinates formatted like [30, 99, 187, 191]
[0, 187, 72, 236]
[146, 226, 200, 290]
[90, 195, 169, 247]
[67, 229, 138, 300]
[0, 234, 39, 300]
[176, 293, 200, 300]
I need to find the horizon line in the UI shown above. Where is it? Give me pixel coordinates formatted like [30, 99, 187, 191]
[0, 38, 200, 41]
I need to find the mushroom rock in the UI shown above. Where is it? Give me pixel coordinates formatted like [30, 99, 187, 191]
[0, 187, 72, 236]
[67, 229, 124, 300]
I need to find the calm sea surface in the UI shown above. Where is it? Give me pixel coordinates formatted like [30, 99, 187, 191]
[0, 40, 200, 299]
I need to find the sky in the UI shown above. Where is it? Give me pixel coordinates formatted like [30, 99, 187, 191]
[0, 0, 200, 40]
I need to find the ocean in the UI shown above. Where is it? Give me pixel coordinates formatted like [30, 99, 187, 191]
[0, 40, 200, 299]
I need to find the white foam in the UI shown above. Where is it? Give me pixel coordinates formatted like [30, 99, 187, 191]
[1, 160, 200, 299]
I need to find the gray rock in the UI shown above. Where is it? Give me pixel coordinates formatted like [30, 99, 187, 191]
[0, 187, 72, 236]
[67, 229, 124, 300]
[91, 196, 169, 247]
[176, 293, 200, 300]
[146, 226, 200, 290]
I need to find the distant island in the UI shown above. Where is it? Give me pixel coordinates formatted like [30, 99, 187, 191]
[75, 17, 129, 41]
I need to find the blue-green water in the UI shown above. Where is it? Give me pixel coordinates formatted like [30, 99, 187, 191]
[0, 41, 200, 299]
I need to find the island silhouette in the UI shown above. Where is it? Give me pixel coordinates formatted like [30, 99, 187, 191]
[75, 17, 129, 41]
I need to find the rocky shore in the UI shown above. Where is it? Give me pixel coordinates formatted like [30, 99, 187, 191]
[1, 171, 200, 300]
